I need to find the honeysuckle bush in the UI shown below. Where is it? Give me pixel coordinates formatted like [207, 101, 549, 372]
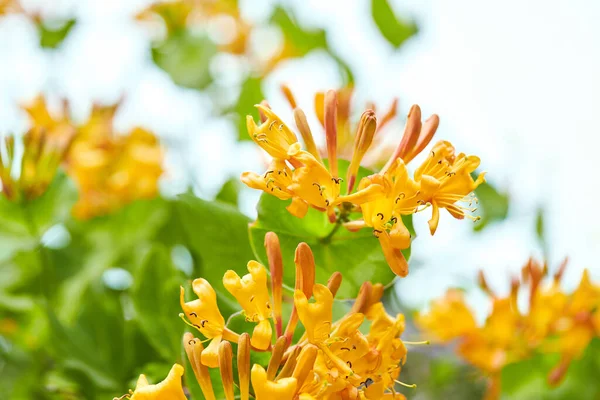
[1, 1, 596, 400]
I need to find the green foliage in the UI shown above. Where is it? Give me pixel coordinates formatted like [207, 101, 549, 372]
[38, 19, 76, 49]
[473, 179, 510, 232]
[249, 161, 413, 298]
[152, 31, 217, 90]
[233, 77, 264, 141]
[131, 246, 184, 361]
[216, 178, 242, 207]
[501, 339, 600, 399]
[0, 173, 77, 262]
[371, 0, 418, 49]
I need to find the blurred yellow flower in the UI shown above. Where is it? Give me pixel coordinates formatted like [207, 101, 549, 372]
[21, 97, 164, 219]
[417, 259, 600, 399]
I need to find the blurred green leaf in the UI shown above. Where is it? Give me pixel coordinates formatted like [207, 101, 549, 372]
[152, 30, 217, 90]
[371, 0, 418, 49]
[57, 197, 170, 322]
[473, 179, 509, 232]
[249, 161, 411, 298]
[131, 245, 184, 361]
[216, 178, 241, 206]
[234, 77, 264, 141]
[175, 194, 254, 286]
[38, 19, 76, 49]
[501, 339, 600, 399]
[270, 7, 354, 85]
[0, 173, 77, 262]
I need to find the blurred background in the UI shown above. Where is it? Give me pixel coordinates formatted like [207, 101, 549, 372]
[1, 0, 599, 399]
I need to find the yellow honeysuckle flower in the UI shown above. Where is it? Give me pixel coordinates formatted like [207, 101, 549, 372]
[223, 261, 273, 350]
[174, 236, 413, 400]
[415, 289, 478, 342]
[418, 259, 600, 397]
[20, 96, 164, 218]
[125, 364, 187, 400]
[247, 104, 301, 160]
[294, 284, 333, 344]
[241, 159, 293, 201]
[242, 91, 486, 277]
[251, 364, 297, 400]
[180, 278, 228, 367]
[413, 140, 486, 235]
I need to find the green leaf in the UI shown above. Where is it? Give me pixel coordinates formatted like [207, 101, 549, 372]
[270, 7, 354, 85]
[501, 339, 600, 399]
[371, 0, 418, 49]
[248, 161, 411, 298]
[0, 172, 77, 261]
[38, 19, 76, 49]
[233, 77, 264, 141]
[131, 245, 184, 361]
[473, 179, 510, 232]
[175, 194, 255, 288]
[152, 30, 217, 90]
[216, 178, 241, 206]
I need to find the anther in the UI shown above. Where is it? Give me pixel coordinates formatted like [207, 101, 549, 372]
[190, 312, 198, 318]
[377, 213, 384, 220]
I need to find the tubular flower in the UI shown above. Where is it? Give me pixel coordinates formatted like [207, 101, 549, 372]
[416, 258, 600, 399]
[114, 364, 187, 400]
[21, 96, 163, 219]
[172, 233, 416, 400]
[223, 261, 273, 350]
[242, 89, 486, 277]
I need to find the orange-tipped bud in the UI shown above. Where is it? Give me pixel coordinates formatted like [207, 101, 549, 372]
[548, 358, 571, 386]
[293, 108, 322, 163]
[368, 283, 384, 307]
[324, 90, 338, 177]
[403, 114, 439, 164]
[276, 345, 302, 380]
[327, 271, 343, 298]
[218, 341, 235, 400]
[347, 110, 377, 192]
[553, 257, 569, 283]
[477, 270, 495, 297]
[284, 242, 316, 342]
[237, 333, 251, 400]
[183, 333, 216, 400]
[265, 232, 284, 337]
[292, 344, 318, 389]
[381, 105, 422, 173]
[280, 84, 297, 109]
[350, 281, 372, 314]
[267, 336, 289, 380]
[258, 100, 270, 123]
[378, 98, 399, 132]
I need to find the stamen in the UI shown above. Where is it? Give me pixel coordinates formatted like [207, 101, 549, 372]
[403, 340, 430, 345]
[395, 380, 417, 389]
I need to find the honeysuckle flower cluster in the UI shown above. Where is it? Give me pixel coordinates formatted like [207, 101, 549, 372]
[416, 259, 600, 399]
[241, 89, 486, 276]
[21, 96, 163, 219]
[116, 232, 418, 400]
[0, 125, 75, 201]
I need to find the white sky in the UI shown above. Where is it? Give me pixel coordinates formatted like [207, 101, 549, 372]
[0, 0, 599, 314]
